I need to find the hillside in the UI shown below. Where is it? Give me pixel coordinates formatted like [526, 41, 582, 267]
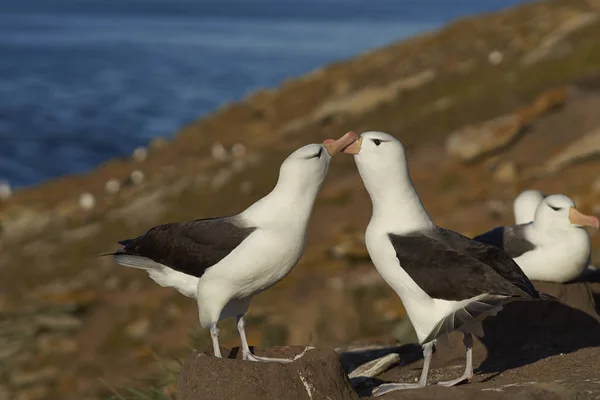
[2, 0, 600, 398]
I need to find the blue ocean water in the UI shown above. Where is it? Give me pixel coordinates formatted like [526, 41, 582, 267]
[0, 0, 526, 188]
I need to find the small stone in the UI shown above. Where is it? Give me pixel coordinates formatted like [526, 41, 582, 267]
[129, 169, 145, 185]
[10, 367, 58, 387]
[132, 146, 148, 162]
[494, 161, 519, 183]
[104, 178, 121, 194]
[0, 181, 11, 200]
[125, 319, 150, 340]
[231, 143, 246, 158]
[211, 169, 233, 191]
[446, 114, 521, 162]
[240, 181, 253, 194]
[211, 142, 229, 162]
[35, 314, 82, 332]
[488, 50, 504, 65]
[37, 335, 78, 355]
[149, 136, 169, 150]
[78, 192, 96, 211]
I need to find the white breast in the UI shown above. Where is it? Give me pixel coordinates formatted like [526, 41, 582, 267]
[365, 223, 442, 342]
[515, 229, 590, 283]
[199, 228, 306, 299]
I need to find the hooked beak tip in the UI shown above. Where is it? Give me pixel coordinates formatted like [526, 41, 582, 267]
[569, 207, 600, 229]
[323, 131, 360, 156]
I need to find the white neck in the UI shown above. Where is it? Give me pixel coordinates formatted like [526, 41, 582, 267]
[361, 162, 433, 234]
[240, 175, 322, 231]
[528, 218, 580, 241]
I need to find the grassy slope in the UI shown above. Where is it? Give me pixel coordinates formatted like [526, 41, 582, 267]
[2, 0, 600, 398]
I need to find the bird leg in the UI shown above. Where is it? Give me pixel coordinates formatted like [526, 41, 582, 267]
[210, 324, 222, 358]
[436, 333, 473, 387]
[372, 341, 434, 396]
[236, 315, 309, 364]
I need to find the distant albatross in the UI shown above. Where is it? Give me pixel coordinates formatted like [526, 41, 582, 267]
[109, 132, 358, 363]
[474, 194, 599, 283]
[341, 131, 553, 395]
[513, 189, 545, 224]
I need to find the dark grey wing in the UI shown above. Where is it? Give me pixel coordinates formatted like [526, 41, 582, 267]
[473, 224, 535, 258]
[116, 216, 256, 278]
[430, 227, 538, 298]
[389, 231, 538, 302]
[503, 225, 536, 257]
[472, 227, 505, 249]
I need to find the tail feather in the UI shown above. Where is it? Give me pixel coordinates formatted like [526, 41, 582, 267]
[423, 294, 514, 344]
[97, 251, 120, 258]
[113, 253, 163, 272]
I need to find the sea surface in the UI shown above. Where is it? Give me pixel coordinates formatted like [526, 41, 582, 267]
[0, 0, 526, 188]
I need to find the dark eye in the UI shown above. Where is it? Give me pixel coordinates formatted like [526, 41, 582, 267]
[307, 147, 322, 159]
[372, 139, 382, 146]
[549, 205, 561, 211]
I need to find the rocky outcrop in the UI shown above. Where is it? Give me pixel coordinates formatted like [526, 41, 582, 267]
[177, 347, 359, 400]
[542, 127, 600, 173]
[177, 280, 600, 400]
[445, 87, 567, 163]
[350, 280, 600, 398]
[521, 12, 599, 66]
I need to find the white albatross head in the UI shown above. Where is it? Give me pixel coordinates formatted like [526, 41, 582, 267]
[338, 131, 432, 231]
[241, 131, 358, 224]
[340, 131, 409, 181]
[533, 194, 599, 230]
[270, 133, 358, 195]
[276, 131, 358, 192]
[513, 189, 545, 224]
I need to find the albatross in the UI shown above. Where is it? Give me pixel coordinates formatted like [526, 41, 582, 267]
[474, 194, 599, 283]
[109, 132, 358, 363]
[513, 189, 545, 224]
[340, 131, 553, 396]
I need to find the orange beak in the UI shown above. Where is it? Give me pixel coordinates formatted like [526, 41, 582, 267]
[569, 207, 600, 228]
[341, 134, 362, 155]
[322, 131, 359, 156]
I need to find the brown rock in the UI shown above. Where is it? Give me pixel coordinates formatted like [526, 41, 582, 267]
[349, 281, 600, 398]
[177, 346, 359, 400]
[445, 114, 522, 163]
[543, 127, 600, 173]
[521, 12, 599, 66]
[533, 280, 599, 321]
[314, 69, 436, 122]
[446, 87, 567, 163]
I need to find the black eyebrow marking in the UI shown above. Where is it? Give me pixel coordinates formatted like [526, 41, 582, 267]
[306, 147, 323, 159]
